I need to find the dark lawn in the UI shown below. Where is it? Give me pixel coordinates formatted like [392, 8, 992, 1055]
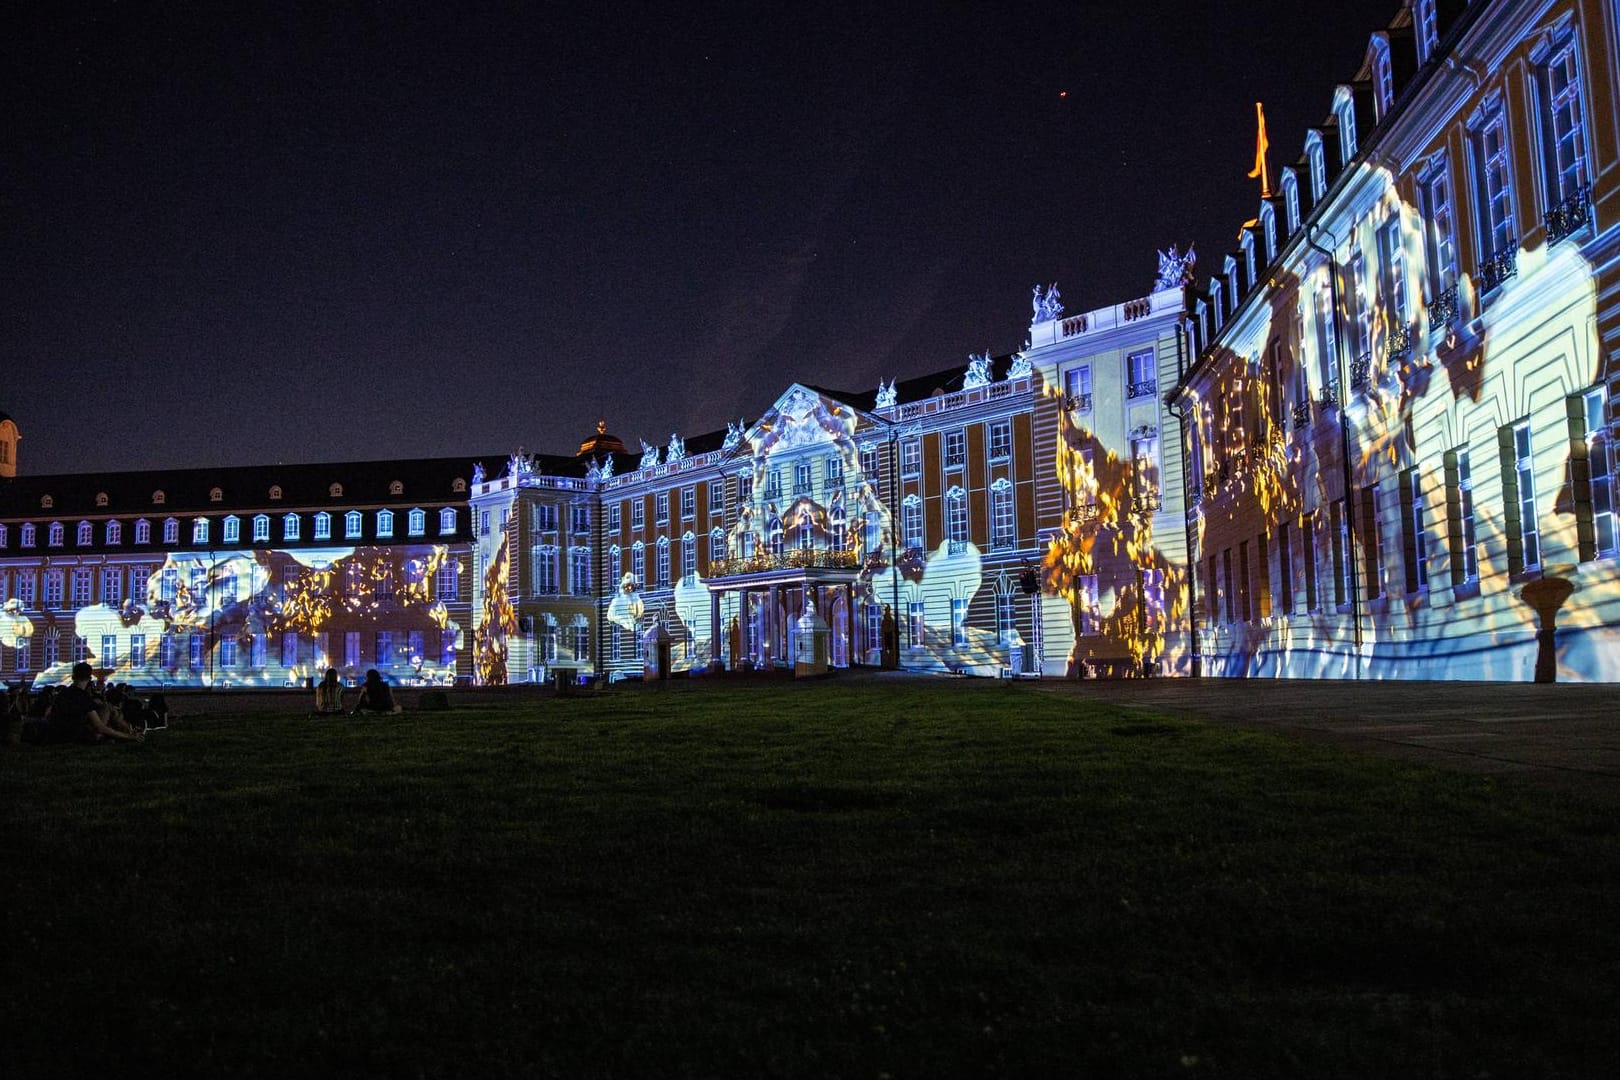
[3, 680, 1617, 1078]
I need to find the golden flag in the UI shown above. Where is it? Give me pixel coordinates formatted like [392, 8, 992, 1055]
[1247, 101, 1271, 199]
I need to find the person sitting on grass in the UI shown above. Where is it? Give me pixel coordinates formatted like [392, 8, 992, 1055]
[49, 662, 143, 745]
[314, 668, 346, 715]
[352, 668, 401, 715]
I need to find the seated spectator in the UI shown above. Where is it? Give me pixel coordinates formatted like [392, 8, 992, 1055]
[146, 693, 171, 728]
[352, 669, 401, 714]
[49, 662, 143, 744]
[314, 669, 346, 715]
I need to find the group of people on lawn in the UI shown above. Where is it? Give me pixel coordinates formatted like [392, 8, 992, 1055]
[2, 664, 400, 747]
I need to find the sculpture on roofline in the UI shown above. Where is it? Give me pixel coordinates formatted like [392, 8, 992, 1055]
[1006, 342, 1032, 381]
[723, 419, 747, 452]
[471, 462, 486, 485]
[1032, 283, 1064, 322]
[875, 378, 897, 409]
[1154, 243, 1197, 292]
[639, 440, 660, 470]
[667, 433, 687, 462]
[964, 351, 993, 390]
[507, 448, 536, 480]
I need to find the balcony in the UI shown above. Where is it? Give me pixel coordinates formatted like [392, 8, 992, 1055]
[1066, 502, 1101, 527]
[947, 539, 971, 556]
[1318, 379, 1341, 409]
[1065, 392, 1093, 412]
[1427, 285, 1459, 329]
[1477, 244, 1518, 295]
[1545, 184, 1592, 246]
[1130, 492, 1161, 516]
[1350, 351, 1372, 392]
[1291, 400, 1312, 430]
[706, 548, 861, 578]
[1386, 320, 1413, 362]
[1127, 378, 1157, 400]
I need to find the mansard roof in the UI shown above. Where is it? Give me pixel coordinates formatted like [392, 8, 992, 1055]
[807, 353, 1021, 414]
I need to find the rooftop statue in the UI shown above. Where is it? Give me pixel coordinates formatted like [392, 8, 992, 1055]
[639, 440, 660, 470]
[1154, 243, 1197, 291]
[875, 378, 897, 409]
[1006, 344, 1032, 381]
[723, 419, 747, 452]
[1032, 283, 1064, 322]
[667, 433, 687, 462]
[471, 462, 486, 485]
[964, 352, 993, 390]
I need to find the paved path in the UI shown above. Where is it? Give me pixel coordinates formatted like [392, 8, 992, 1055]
[1030, 678, 1620, 803]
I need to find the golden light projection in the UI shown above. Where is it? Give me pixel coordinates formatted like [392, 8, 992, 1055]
[475, 533, 517, 685]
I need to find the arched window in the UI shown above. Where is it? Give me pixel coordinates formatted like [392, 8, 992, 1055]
[829, 504, 847, 551]
[134, 519, 150, 544]
[438, 507, 457, 535]
[1239, 233, 1256, 293]
[192, 518, 210, 545]
[656, 535, 671, 586]
[630, 540, 645, 585]
[902, 494, 923, 550]
[610, 544, 622, 583]
[329, 483, 343, 498]
[345, 511, 363, 539]
[76, 520, 92, 546]
[1259, 202, 1278, 262]
[681, 531, 696, 581]
[209, 487, 224, 503]
[1414, 0, 1439, 63]
[452, 478, 467, 494]
[314, 512, 332, 540]
[408, 508, 426, 536]
[945, 486, 968, 547]
[41, 495, 54, 510]
[708, 526, 726, 568]
[1367, 36, 1394, 121]
[990, 479, 1015, 548]
[252, 515, 270, 542]
[1305, 131, 1327, 202]
[269, 485, 283, 501]
[163, 518, 179, 544]
[377, 509, 394, 538]
[21, 523, 36, 547]
[222, 516, 240, 544]
[106, 520, 122, 545]
[152, 490, 166, 505]
[1281, 170, 1301, 234]
[767, 515, 784, 556]
[283, 513, 301, 541]
[389, 480, 404, 495]
[95, 492, 109, 507]
[1334, 86, 1357, 164]
[48, 522, 64, 547]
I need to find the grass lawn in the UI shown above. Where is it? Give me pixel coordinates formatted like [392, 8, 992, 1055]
[3, 680, 1617, 1078]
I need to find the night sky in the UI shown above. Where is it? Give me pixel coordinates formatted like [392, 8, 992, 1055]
[7, 1, 1398, 476]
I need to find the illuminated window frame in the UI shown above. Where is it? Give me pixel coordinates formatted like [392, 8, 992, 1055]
[21, 522, 38, 548]
[990, 478, 1014, 549]
[1368, 36, 1393, 122]
[1414, 0, 1439, 63]
[192, 518, 209, 545]
[283, 514, 301, 541]
[708, 527, 725, 568]
[345, 511, 363, 539]
[1580, 388, 1617, 558]
[945, 486, 968, 546]
[376, 509, 394, 538]
[106, 520, 124, 546]
[902, 494, 923, 550]
[439, 508, 456, 535]
[314, 512, 332, 541]
[1533, 31, 1590, 216]
[1333, 86, 1357, 164]
[408, 508, 426, 536]
[681, 531, 696, 580]
[48, 521, 64, 547]
[222, 516, 240, 544]
[134, 519, 150, 544]
[76, 520, 92, 546]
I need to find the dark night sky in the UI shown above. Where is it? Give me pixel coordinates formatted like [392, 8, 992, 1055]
[5, 1, 1398, 476]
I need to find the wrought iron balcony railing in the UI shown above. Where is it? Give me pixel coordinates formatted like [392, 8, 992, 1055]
[947, 539, 971, 556]
[1318, 379, 1341, 408]
[1130, 492, 1161, 516]
[1127, 378, 1158, 400]
[1067, 502, 1101, 526]
[1065, 392, 1093, 412]
[1427, 285, 1459, 329]
[1292, 399, 1313, 430]
[1545, 184, 1592, 246]
[706, 548, 861, 577]
[1478, 243, 1518, 295]
[1386, 320, 1413, 362]
[1350, 351, 1372, 392]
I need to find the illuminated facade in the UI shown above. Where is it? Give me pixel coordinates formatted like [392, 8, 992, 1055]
[1171, 0, 1620, 680]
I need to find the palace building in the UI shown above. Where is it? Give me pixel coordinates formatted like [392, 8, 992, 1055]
[1170, 0, 1620, 680]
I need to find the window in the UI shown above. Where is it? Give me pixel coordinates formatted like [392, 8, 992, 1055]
[859, 446, 880, 479]
[946, 486, 968, 549]
[533, 545, 559, 594]
[130, 633, 147, 666]
[995, 592, 1015, 642]
[408, 508, 426, 536]
[218, 515, 238, 544]
[1471, 101, 1516, 266]
[1576, 388, 1616, 558]
[571, 547, 592, 595]
[1444, 448, 1479, 588]
[631, 541, 645, 585]
[655, 493, 669, 524]
[951, 597, 968, 647]
[376, 509, 394, 538]
[988, 421, 1012, 461]
[152, 490, 166, 506]
[209, 486, 224, 503]
[708, 527, 725, 568]
[708, 482, 725, 514]
[824, 456, 842, 490]
[1127, 350, 1155, 398]
[21, 523, 36, 548]
[72, 568, 93, 606]
[246, 514, 267, 543]
[1400, 468, 1429, 593]
[901, 439, 921, 477]
[571, 624, 589, 662]
[1369, 36, 1394, 121]
[609, 544, 622, 584]
[829, 506, 847, 550]
[436, 559, 459, 600]
[48, 522, 64, 547]
[190, 633, 205, 668]
[1377, 211, 1406, 328]
[441, 628, 458, 666]
[0, 523, 6, 548]
[160, 634, 175, 669]
[655, 538, 671, 586]
[1415, 0, 1439, 63]
[1282, 172, 1300, 233]
[680, 487, 695, 519]
[1334, 88, 1357, 164]
[1420, 157, 1458, 305]
[990, 479, 1014, 549]
[794, 461, 813, 494]
[101, 633, 117, 667]
[1306, 131, 1327, 202]
[944, 430, 966, 470]
[1500, 421, 1540, 574]
[15, 571, 35, 606]
[765, 470, 782, 500]
[282, 631, 299, 669]
[329, 483, 343, 499]
[1314, 274, 1339, 393]
[44, 570, 63, 609]
[767, 517, 784, 556]
[1536, 33, 1589, 233]
[737, 474, 753, 503]
[1277, 522, 1294, 615]
[902, 495, 923, 550]
[864, 510, 882, 554]
[908, 601, 926, 646]
[1348, 248, 1371, 360]
[1359, 484, 1383, 599]
[101, 568, 123, 606]
[314, 512, 331, 540]
[135, 519, 150, 544]
[1329, 500, 1350, 608]
[631, 500, 645, 529]
[345, 511, 363, 539]
[345, 631, 362, 669]
[76, 520, 92, 546]
[269, 485, 283, 502]
[681, 532, 696, 580]
[1238, 540, 1253, 621]
[439, 508, 457, 535]
[192, 518, 209, 545]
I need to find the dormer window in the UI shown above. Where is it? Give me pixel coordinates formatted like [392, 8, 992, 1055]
[48, 522, 64, 547]
[40, 495, 54, 510]
[1259, 203, 1277, 261]
[1368, 36, 1394, 121]
[1334, 87, 1358, 164]
[1222, 256, 1240, 311]
[452, 478, 467, 494]
[439, 507, 457, 534]
[1415, 0, 1439, 64]
[345, 510, 363, 539]
[408, 508, 426, 536]
[314, 511, 332, 540]
[95, 492, 109, 507]
[389, 480, 404, 496]
[1305, 132, 1327, 202]
[209, 486, 224, 503]
[376, 509, 394, 538]
[135, 518, 150, 544]
[222, 515, 241, 544]
[193, 518, 210, 545]
[153, 490, 166, 505]
[283, 514, 301, 541]
[329, 483, 343, 498]
[106, 520, 122, 545]
[253, 514, 270, 542]
[1239, 234, 1257, 290]
[77, 521, 92, 546]
[269, 485, 283, 501]
[21, 523, 36, 547]
[1282, 171, 1301, 233]
[163, 518, 179, 544]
